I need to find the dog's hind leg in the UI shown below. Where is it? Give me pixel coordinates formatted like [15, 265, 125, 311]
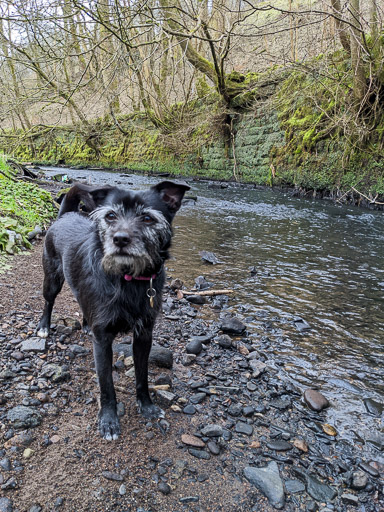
[133, 322, 164, 419]
[37, 256, 64, 338]
[92, 329, 121, 440]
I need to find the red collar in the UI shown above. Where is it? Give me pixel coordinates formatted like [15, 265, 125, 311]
[124, 273, 157, 282]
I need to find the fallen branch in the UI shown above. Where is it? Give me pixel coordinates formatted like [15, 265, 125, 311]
[351, 187, 384, 205]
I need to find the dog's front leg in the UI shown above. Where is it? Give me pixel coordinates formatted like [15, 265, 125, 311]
[92, 329, 121, 440]
[133, 323, 164, 419]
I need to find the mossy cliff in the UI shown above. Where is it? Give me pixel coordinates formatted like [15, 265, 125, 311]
[1, 62, 384, 206]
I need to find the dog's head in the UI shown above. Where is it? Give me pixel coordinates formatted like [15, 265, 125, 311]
[87, 181, 190, 277]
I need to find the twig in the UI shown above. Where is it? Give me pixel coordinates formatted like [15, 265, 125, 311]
[351, 187, 384, 205]
[178, 289, 234, 297]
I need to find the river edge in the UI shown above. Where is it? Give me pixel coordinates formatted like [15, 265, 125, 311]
[31, 161, 384, 211]
[0, 227, 383, 511]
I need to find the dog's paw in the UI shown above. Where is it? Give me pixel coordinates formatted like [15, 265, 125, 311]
[138, 401, 165, 420]
[98, 410, 121, 441]
[82, 325, 92, 335]
[37, 327, 49, 338]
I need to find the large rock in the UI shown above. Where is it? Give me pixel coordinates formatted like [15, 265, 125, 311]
[40, 364, 70, 383]
[112, 344, 173, 369]
[249, 359, 267, 378]
[293, 468, 337, 502]
[244, 461, 285, 509]
[303, 389, 329, 412]
[21, 337, 46, 352]
[6, 406, 42, 429]
[220, 316, 246, 335]
[0, 497, 13, 512]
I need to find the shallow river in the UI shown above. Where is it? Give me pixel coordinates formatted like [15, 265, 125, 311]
[42, 167, 384, 455]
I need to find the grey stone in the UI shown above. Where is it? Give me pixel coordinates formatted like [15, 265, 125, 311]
[29, 506, 42, 512]
[182, 354, 197, 366]
[21, 338, 46, 352]
[216, 335, 232, 349]
[186, 295, 206, 305]
[156, 390, 176, 407]
[158, 482, 172, 495]
[7, 406, 42, 429]
[303, 389, 329, 412]
[0, 498, 13, 512]
[294, 319, 311, 332]
[249, 359, 267, 378]
[41, 364, 70, 383]
[266, 440, 293, 452]
[112, 344, 173, 369]
[200, 251, 223, 264]
[244, 461, 285, 509]
[0, 370, 16, 380]
[228, 404, 242, 417]
[101, 471, 124, 482]
[293, 468, 337, 502]
[207, 441, 220, 455]
[117, 402, 125, 417]
[183, 405, 196, 415]
[201, 424, 223, 437]
[363, 398, 384, 416]
[351, 470, 368, 490]
[235, 422, 253, 436]
[188, 448, 211, 460]
[0, 458, 11, 471]
[189, 392, 206, 404]
[285, 479, 305, 494]
[341, 493, 359, 506]
[186, 339, 203, 355]
[220, 316, 246, 335]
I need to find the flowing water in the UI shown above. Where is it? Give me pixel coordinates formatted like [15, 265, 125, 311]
[43, 167, 384, 454]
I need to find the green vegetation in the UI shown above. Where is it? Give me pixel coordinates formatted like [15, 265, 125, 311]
[0, 154, 56, 255]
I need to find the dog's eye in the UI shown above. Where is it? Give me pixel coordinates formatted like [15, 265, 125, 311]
[105, 212, 117, 222]
[142, 215, 154, 224]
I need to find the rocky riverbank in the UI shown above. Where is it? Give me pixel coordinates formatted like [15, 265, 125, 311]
[0, 239, 383, 512]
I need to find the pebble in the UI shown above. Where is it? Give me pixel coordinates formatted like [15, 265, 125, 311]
[293, 468, 337, 502]
[220, 316, 246, 335]
[186, 339, 203, 355]
[201, 424, 223, 437]
[216, 335, 232, 349]
[155, 390, 176, 406]
[266, 440, 293, 451]
[23, 448, 34, 459]
[6, 406, 42, 429]
[341, 493, 359, 505]
[303, 389, 329, 412]
[179, 496, 199, 503]
[359, 461, 379, 477]
[244, 461, 285, 509]
[21, 337, 46, 352]
[183, 405, 196, 415]
[101, 471, 124, 482]
[228, 404, 242, 417]
[182, 354, 196, 366]
[249, 359, 267, 378]
[158, 482, 172, 495]
[0, 458, 11, 471]
[188, 448, 210, 460]
[293, 438, 309, 452]
[0, 498, 13, 512]
[189, 392, 206, 404]
[243, 406, 255, 417]
[181, 434, 205, 448]
[186, 295, 206, 305]
[235, 422, 253, 436]
[285, 479, 305, 493]
[207, 441, 220, 455]
[54, 497, 64, 507]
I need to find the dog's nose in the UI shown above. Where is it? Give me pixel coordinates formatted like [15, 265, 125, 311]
[113, 232, 130, 248]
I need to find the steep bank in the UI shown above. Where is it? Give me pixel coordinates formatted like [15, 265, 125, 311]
[1, 63, 384, 209]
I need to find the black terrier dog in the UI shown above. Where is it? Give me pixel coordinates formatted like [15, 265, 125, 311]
[37, 180, 190, 440]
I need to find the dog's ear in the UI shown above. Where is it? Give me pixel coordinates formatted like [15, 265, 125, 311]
[152, 181, 190, 213]
[88, 186, 116, 207]
[58, 184, 116, 217]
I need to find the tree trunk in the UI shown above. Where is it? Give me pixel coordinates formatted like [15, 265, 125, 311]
[331, 0, 351, 55]
[349, 0, 366, 105]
